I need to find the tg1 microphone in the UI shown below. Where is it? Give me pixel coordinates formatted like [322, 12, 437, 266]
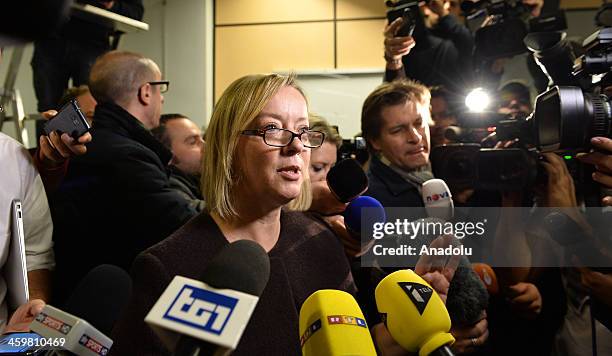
[299, 289, 376, 356]
[145, 240, 270, 355]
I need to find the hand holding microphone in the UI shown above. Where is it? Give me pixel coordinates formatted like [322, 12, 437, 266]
[4, 299, 45, 333]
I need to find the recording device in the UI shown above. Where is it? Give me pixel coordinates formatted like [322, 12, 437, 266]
[25, 265, 132, 356]
[299, 289, 376, 356]
[420, 182, 489, 327]
[375, 269, 455, 356]
[145, 240, 270, 355]
[337, 137, 368, 165]
[326, 159, 368, 203]
[462, 0, 567, 61]
[422, 179, 454, 221]
[385, 0, 420, 37]
[343, 196, 386, 242]
[29, 305, 113, 356]
[43, 99, 90, 139]
[62, 264, 132, 336]
[472, 263, 499, 295]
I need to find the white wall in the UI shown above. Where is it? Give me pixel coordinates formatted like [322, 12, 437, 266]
[0, 0, 213, 147]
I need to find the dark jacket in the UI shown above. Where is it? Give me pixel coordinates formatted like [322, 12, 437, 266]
[385, 15, 474, 93]
[110, 211, 356, 355]
[168, 165, 205, 212]
[366, 155, 426, 218]
[51, 103, 197, 304]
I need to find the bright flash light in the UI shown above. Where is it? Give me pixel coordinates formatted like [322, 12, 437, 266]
[465, 87, 491, 113]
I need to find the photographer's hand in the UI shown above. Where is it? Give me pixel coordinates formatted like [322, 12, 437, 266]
[426, 0, 450, 18]
[384, 18, 415, 70]
[522, 0, 543, 18]
[538, 153, 577, 207]
[577, 137, 612, 206]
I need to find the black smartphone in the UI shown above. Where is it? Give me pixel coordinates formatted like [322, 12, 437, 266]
[386, 0, 419, 37]
[43, 99, 90, 139]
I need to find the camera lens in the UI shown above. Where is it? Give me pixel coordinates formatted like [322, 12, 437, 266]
[533, 86, 612, 152]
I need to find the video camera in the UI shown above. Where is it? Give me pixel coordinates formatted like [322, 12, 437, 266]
[432, 27, 612, 194]
[462, 0, 567, 60]
[338, 137, 369, 165]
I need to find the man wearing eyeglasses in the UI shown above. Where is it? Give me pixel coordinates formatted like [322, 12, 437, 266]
[50, 51, 197, 305]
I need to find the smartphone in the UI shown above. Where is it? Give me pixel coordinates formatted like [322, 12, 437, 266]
[43, 99, 90, 139]
[5, 200, 29, 311]
[386, 0, 420, 37]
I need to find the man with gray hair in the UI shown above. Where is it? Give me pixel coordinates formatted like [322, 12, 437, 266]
[50, 51, 197, 304]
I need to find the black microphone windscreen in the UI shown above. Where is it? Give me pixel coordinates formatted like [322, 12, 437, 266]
[63, 264, 132, 336]
[446, 260, 489, 326]
[326, 159, 368, 203]
[200, 240, 270, 297]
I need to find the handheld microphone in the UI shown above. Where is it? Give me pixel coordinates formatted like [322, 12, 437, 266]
[343, 195, 386, 241]
[30, 305, 113, 356]
[62, 264, 132, 336]
[375, 269, 455, 356]
[145, 240, 271, 355]
[28, 264, 132, 356]
[326, 159, 369, 203]
[420, 179, 488, 325]
[472, 263, 499, 296]
[421, 179, 454, 221]
[299, 289, 376, 356]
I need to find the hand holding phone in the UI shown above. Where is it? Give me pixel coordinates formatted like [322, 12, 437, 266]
[43, 99, 90, 139]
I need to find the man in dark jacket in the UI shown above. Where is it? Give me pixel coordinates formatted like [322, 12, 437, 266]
[50, 51, 197, 304]
[151, 113, 205, 211]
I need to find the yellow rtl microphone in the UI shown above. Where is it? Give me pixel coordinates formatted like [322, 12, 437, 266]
[375, 269, 455, 356]
[299, 289, 377, 356]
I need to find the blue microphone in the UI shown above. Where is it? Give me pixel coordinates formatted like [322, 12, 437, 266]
[343, 196, 386, 241]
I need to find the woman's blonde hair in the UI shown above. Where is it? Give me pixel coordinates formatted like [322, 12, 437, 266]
[202, 73, 312, 219]
[309, 113, 342, 148]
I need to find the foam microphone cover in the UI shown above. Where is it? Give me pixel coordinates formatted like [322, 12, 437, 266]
[63, 264, 132, 336]
[446, 258, 489, 326]
[200, 240, 271, 296]
[343, 196, 386, 240]
[173, 240, 271, 356]
[326, 159, 368, 203]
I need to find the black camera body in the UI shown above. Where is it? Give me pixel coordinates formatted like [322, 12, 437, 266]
[463, 0, 567, 60]
[338, 137, 368, 165]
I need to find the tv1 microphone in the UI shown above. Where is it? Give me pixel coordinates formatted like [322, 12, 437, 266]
[375, 269, 455, 356]
[326, 159, 369, 203]
[28, 264, 132, 356]
[145, 240, 271, 356]
[299, 289, 376, 356]
[343, 195, 386, 242]
[472, 263, 499, 296]
[422, 179, 454, 221]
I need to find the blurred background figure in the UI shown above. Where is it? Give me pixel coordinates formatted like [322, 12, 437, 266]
[308, 114, 342, 183]
[32, 0, 144, 138]
[152, 113, 205, 211]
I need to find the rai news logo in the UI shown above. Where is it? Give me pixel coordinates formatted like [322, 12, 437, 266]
[163, 285, 238, 335]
